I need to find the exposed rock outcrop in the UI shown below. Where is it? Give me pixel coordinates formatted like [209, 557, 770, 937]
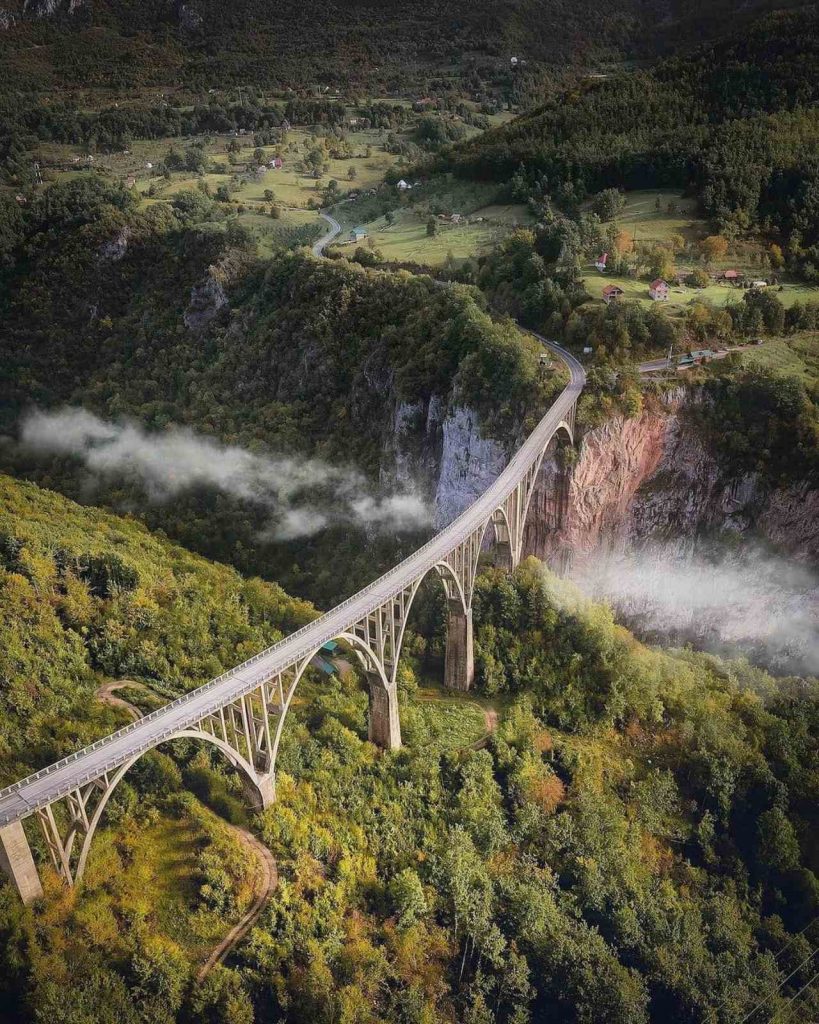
[22, 0, 84, 17]
[523, 390, 819, 568]
[97, 226, 131, 263]
[434, 406, 507, 528]
[177, 2, 203, 33]
[184, 267, 230, 331]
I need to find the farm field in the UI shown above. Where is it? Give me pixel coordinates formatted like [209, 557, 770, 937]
[40, 127, 398, 210]
[586, 188, 819, 307]
[334, 175, 534, 265]
[606, 189, 703, 245]
[582, 269, 819, 311]
[733, 331, 819, 385]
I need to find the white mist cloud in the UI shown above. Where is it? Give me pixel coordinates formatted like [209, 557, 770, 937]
[573, 546, 819, 678]
[20, 407, 431, 540]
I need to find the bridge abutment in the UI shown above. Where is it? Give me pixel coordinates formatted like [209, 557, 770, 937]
[444, 600, 474, 691]
[0, 821, 43, 904]
[366, 674, 401, 750]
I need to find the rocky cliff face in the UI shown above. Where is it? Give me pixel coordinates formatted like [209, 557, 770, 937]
[380, 397, 509, 529]
[523, 390, 819, 568]
[21, 0, 84, 17]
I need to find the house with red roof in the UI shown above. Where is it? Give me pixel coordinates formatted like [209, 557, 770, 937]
[602, 284, 624, 303]
[649, 278, 669, 300]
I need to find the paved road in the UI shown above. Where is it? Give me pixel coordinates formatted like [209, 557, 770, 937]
[0, 215, 584, 829]
[312, 212, 342, 256]
[639, 343, 758, 374]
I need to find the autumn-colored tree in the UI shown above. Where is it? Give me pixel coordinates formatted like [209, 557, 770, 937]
[699, 234, 729, 262]
[614, 228, 634, 255]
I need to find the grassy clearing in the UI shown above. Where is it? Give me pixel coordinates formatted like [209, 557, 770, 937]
[82, 799, 257, 964]
[335, 176, 534, 265]
[582, 270, 819, 311]
[608, 189, 703, 245]
[43, 128, 397, 209]
[408, 684, 491, 751]
[733, 331, 819, 384]
[588, 188, 819, 310]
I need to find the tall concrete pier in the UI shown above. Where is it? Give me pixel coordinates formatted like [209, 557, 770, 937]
[0, 822, 43, 904]
[366, 674, 402, 749]
[444, 600, 475, 691]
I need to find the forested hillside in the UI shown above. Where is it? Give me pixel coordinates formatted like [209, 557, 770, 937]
[1, 544, 817, 1022]
[0, 473, 313, 787]
[0, 0, 796, 95]
[0, 175, 561, 605]
[442, 7, 819, 278]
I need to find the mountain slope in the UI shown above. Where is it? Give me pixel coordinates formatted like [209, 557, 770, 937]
[0, 0, 802, 93]
[0, 472, 314, 785]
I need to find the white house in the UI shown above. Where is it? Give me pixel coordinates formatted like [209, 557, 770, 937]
[649, 278, 669, 301]
[396, 179, 410, 190]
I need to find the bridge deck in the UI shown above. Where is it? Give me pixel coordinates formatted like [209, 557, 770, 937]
[0, 335, 584, 827]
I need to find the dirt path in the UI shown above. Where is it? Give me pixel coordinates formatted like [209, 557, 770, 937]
[196, 829, 278, 982]
[95, 681, 278, 979]
[95, 680, 152, 721]
[472, 705, 499, 750]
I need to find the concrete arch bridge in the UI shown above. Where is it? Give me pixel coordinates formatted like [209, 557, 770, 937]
[0, 336, 584, 903]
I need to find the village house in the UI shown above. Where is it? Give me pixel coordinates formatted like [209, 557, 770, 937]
[350, 226, 368, 242]
[649, 278, 669, 300]
[449, 213, 462, 224]
[124, 175, 137, 189]
[602, 284, 624, 304]
[751, 279, 768, 289]
[595, 252, 608, 272]
[396, 179, 410, 190]
[268, 157, 283, 169]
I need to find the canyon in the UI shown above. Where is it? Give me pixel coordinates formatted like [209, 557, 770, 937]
[388, 385, 819, 675]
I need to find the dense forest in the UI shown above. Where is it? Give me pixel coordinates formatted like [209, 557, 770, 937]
[0, 473, 314, 787]
[441, 8, 819, 279]
[1, 485, 817, 1022]
[0, 0, 793, 97]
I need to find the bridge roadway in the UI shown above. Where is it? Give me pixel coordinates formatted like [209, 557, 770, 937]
[0, 216, 584, 830]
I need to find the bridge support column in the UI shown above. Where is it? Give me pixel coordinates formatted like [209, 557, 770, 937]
[444, 600, 474, 692]
[0, 821, 43, 904]
[243, 773, 275, 813]
[495, 540, 514, 573]
[366, 674, 401, 750]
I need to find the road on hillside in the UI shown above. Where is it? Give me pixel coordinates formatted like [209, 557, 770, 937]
[313, 212, 342, 255]
[638, 342, 761, 374]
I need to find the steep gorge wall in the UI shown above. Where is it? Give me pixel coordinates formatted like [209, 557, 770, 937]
[522, 391, 819, 568]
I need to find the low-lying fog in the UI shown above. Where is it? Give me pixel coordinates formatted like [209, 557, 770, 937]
[19, 407, 431, 540]
[573, 545, 819, 678]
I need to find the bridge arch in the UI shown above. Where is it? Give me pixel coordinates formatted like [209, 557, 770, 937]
[267, 626, 401, 785]
[70, 730, 267, 885]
